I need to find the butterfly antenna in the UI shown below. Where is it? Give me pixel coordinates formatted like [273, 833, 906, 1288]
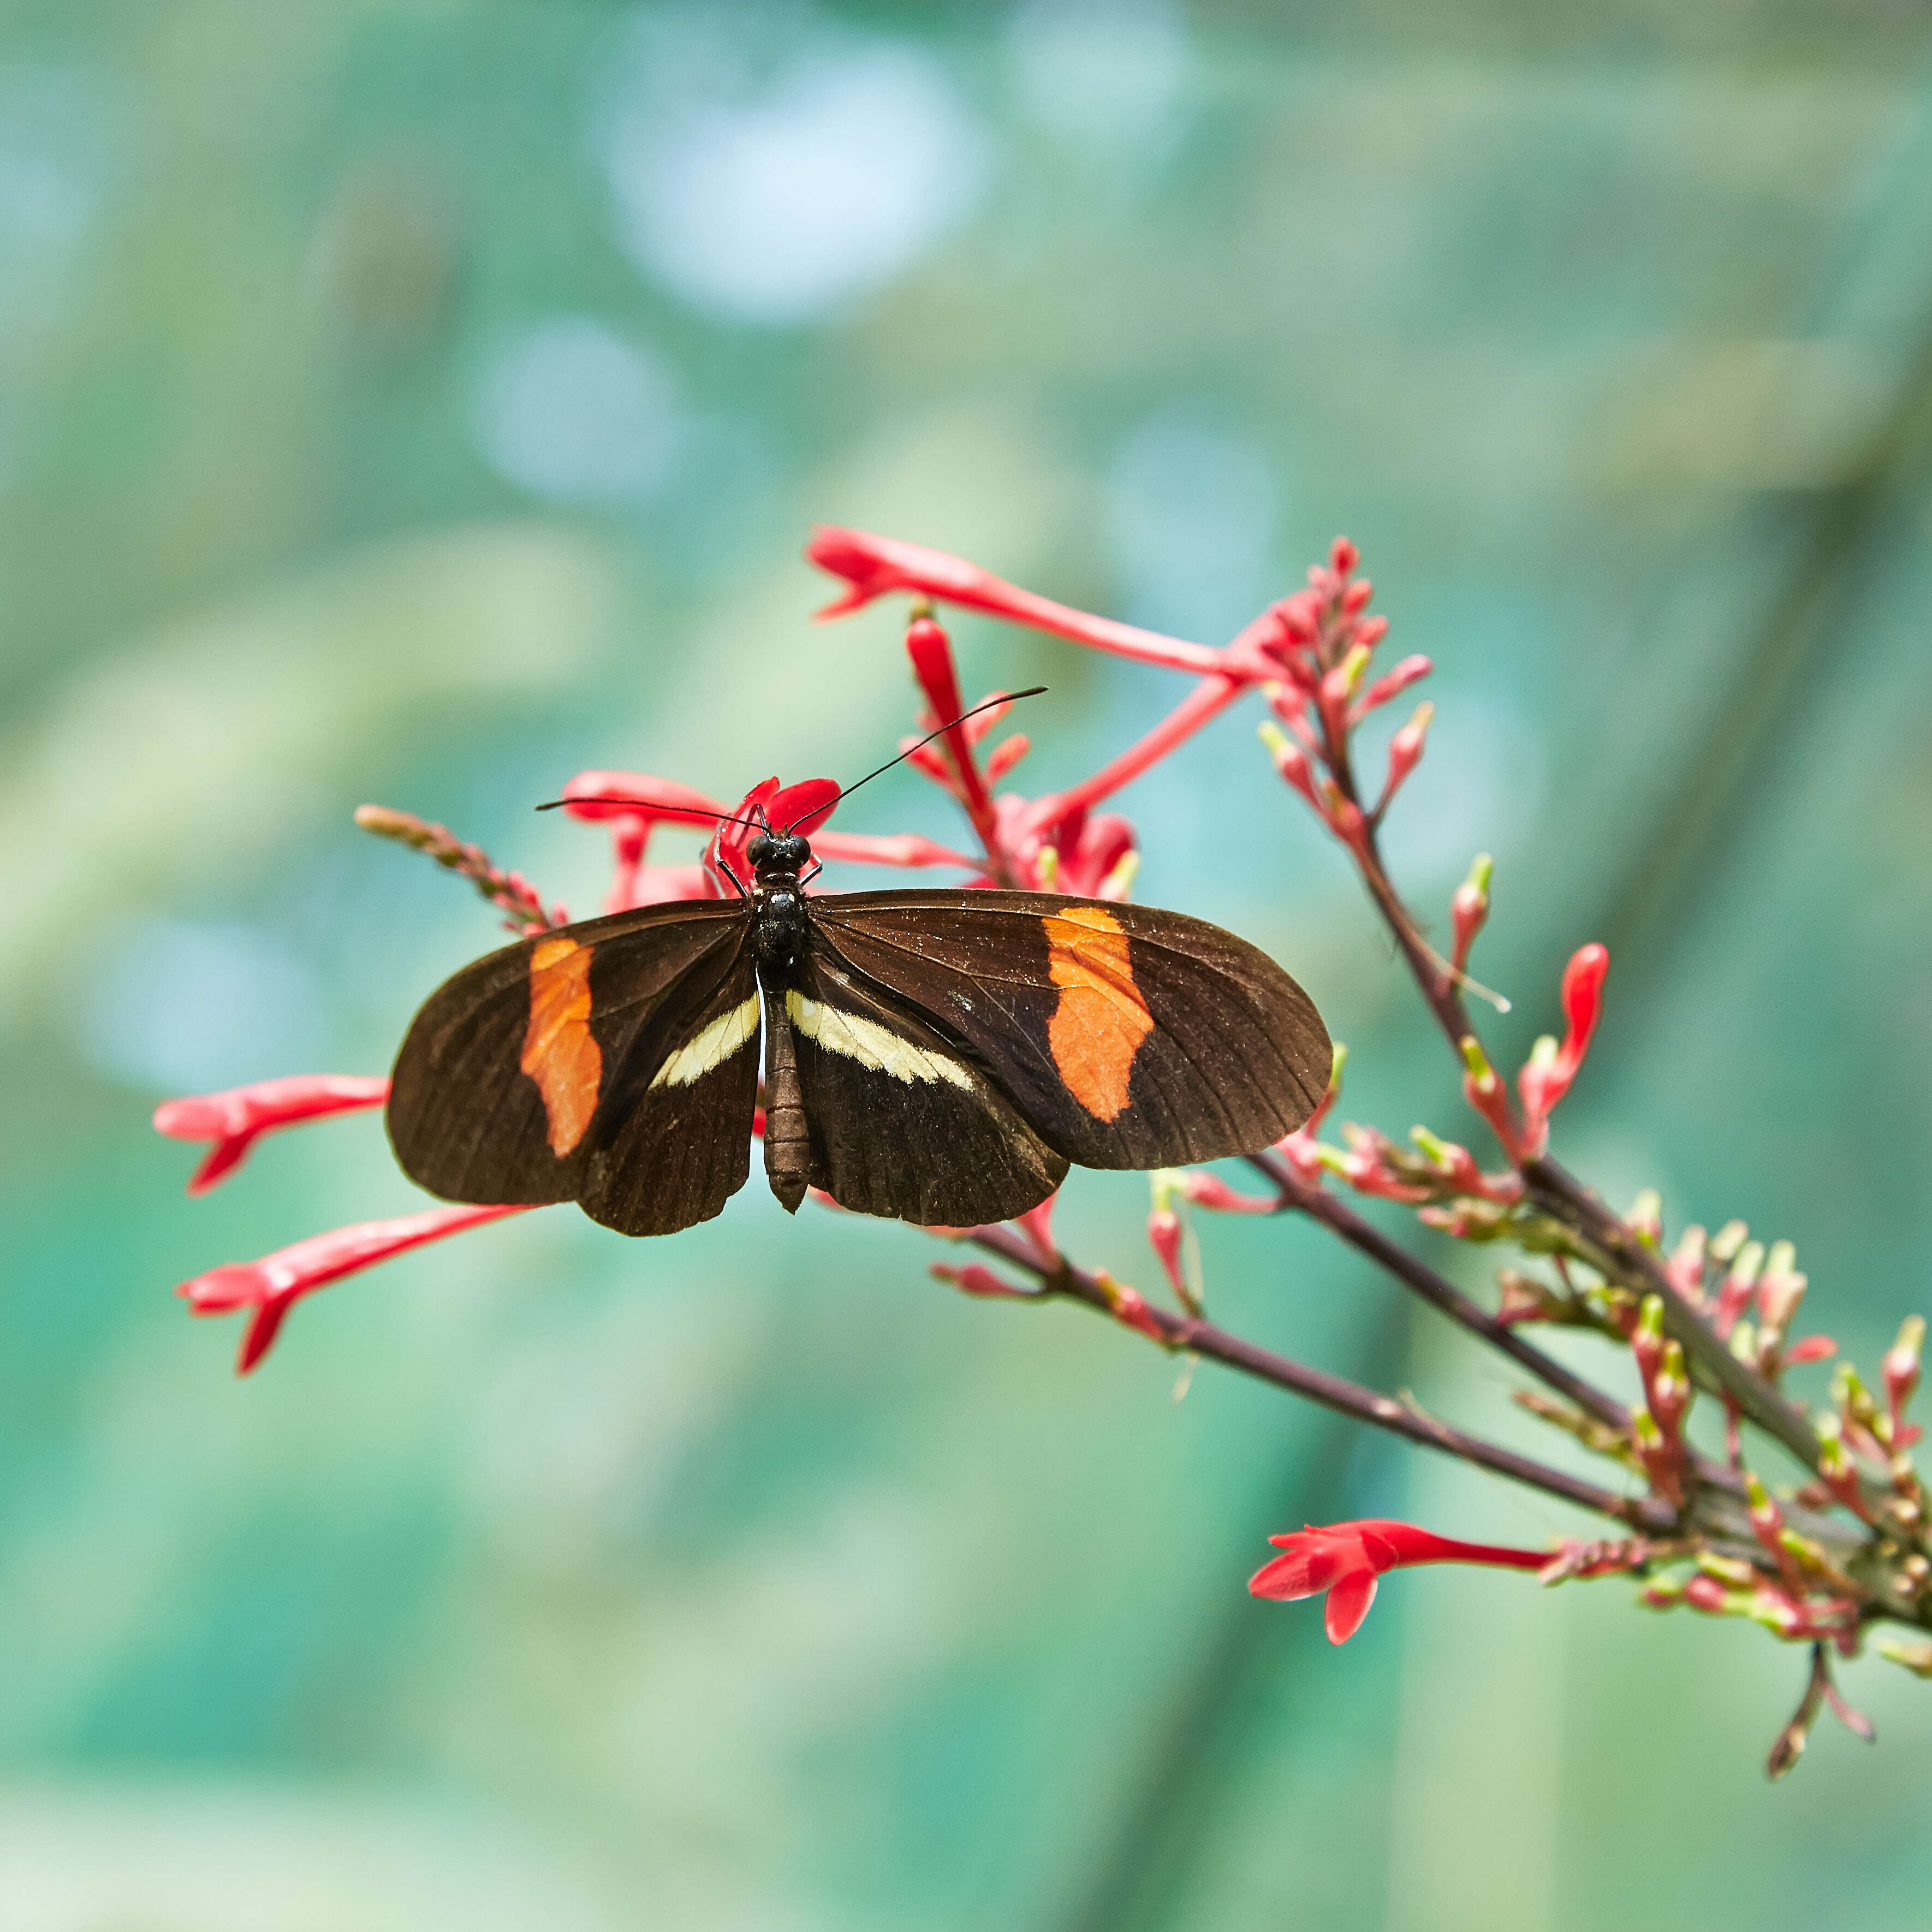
[532, 800, 771, 836]
[797, 687, 1048, 827]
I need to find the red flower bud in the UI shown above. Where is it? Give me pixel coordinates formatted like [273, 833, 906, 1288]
[1329, 537, 1359, 577]
[983, 734, 1031, 783]
[1147, 1205, 1187, 1303]
[1351, 652, 1432, 722]
[1782, 1335, 1838, 1368]
[1380, 701, 1433, 807]
[1102, 1279, 1172, 1345]
[930, 1262, 1035, 1301]
[1179, 1171, 1275, 1215]
[1885, 1316, 1925, 1430]
[905, 614, 964, 730]
[1449, 853, 1492, 976]
[1258, 721, 1321, 807]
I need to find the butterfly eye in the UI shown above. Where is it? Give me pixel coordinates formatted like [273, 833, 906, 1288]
[746, 831, 772, 864]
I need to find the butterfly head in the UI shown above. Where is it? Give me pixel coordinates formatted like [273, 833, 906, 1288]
[747, 828, 811, 878]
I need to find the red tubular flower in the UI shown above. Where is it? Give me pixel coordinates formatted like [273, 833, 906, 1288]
[560, 770, 724, 827]
[561, 771, 730, 910]
[905, 613, 1003, 852]
[154, 1075, 391, 1195]
[178, 1203, 529, 1374]
[810, 830, 981, 873]
[1250, 1518, 1549, 1644]
[1517, 943, 1610, 1156]
[807, 526, 1225, 676]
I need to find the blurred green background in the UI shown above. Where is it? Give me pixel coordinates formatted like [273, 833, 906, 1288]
[4, 3, 1932, 1927]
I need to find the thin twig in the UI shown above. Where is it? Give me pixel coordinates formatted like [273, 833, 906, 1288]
[964, 1225, 1673, 1532]
[1245, 1146, 1633, 1434]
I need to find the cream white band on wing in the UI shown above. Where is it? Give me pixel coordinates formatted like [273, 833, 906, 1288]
[649, 995, 761, 1089]
[787, 990, 973, 1090]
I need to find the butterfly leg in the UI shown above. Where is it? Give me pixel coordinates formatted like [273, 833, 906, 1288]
[760, 974, 810, 1214]
[716, 855, 750, 898]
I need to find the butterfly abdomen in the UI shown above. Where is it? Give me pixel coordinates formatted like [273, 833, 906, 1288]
[760, 980, 810, 1213]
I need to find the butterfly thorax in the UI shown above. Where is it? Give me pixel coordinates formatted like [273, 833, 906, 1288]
[747, 829, 812, 974]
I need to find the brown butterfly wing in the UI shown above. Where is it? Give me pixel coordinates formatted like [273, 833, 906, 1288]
[807, 890, 1330, 1170]
[387, 900, 758, 1234]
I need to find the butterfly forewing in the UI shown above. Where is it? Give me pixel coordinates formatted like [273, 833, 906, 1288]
[809, 890, 1331, 1169]
[783, 945, 1069, 1226]
[387, 899, 754, 1228]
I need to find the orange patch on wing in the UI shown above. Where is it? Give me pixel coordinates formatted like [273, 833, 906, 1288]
[1043, 906, 1152, 1121]
[521, 935, 601, 1156]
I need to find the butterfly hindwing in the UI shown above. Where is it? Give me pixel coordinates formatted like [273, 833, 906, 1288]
[579, 949, 762, 1237]
[387, 900, 753, 1229]
[809, 890, 1330, 1169]
[783, 943, 1069, 1227]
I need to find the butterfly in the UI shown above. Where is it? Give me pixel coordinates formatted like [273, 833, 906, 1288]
[387, 724, 1331, 1238]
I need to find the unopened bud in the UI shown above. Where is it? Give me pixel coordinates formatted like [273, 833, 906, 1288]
[1878, 1637, 1932, 1678]
[1353, 652, 1432, 720]
[1708, 1219, 1749, 1267]
[1258, 720, 1319, 806]
[930, 1262, 1033, 1301]
[1835, 1363, 1883, 1435]
[1382, 701, 1433, 804]
[984, 733, 1031, 783]
[1652, 1341, 1691, 1431]
[1682, 1572, 1737, 1614]
[1450, 852, 1493, 972]
[1097, 1273, 1174, 1347]
[1329, 536, 1359, 576]
[1632, 1294, 1666, 1382]
[1885, 1315, 1925, 1423]
[1327, 641, 1372, 702]
[1146, 1177, 1187, 1306]
[1628, 1188, 1663, 1245]
[1341, 576, 1373, 614]
[1666, 1223, 1708, 1300]
[1696, 1553, 1759, 1587]
[1179, 1170, 1274, 1215]
[1756, 1264, 1809, 1341]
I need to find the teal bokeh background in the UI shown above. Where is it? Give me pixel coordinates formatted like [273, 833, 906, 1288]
[4, 4, 1932, 1927]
